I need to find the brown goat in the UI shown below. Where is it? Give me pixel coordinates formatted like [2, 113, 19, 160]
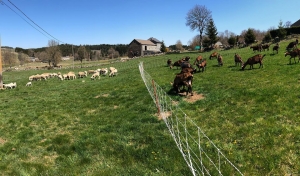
[250, 44, 262, 52]
[242, 54, 266, 70]
[217, 54, 223, 66]
[234, 53, 243, 66]
[286, 40, 298, 51]
[272, 43, 279, 54]
[167, 59, 172, 68]
[285, 50, 300, 64]
[196, 59, 207, 72]
[181, 67, 196, 74]
[170, 58, 184, 69]
[261, 43, 270, 51]
[172, 72, 193, 96]
[193, 55, 203, 65]
[209, 52, 218, 59]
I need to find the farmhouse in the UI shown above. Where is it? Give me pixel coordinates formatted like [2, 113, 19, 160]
[291, 19, 300, 27]
[128, 37, 162, 58]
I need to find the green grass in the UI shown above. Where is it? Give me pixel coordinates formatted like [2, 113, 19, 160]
[0, 39, 300, 175]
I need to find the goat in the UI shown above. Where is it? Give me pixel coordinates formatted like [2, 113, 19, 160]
[193, 55, 203, 65]
[171, 72, 193, 96]
[167, 59, 172, 68]
[285, 50, 300, 64]
[250, 44, 262, 52]
[272, 43, 280, 54]
[217, 54, 223, 66]
[286, 40, 298, 51]
[234, 53, 243, 66]
[261, 43, 270, 51]
[196, 59, 207, 72]
[170, 58, 185, 69]
[209, 52, 218, 59]
[242, 54, 266, 70]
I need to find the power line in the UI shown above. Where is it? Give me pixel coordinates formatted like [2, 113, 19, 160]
[3, 0, 65, 44]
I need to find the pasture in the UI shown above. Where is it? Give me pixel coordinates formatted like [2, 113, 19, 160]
[0, 39, 300, 175]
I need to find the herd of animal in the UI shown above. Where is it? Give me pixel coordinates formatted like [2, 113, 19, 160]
[2, 67, 118, 89]
[168, 39, 300, 96]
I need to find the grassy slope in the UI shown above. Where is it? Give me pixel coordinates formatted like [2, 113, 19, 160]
[0, 39, 300, 175]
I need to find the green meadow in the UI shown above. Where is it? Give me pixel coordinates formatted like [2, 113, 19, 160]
[0, 39, 300, 175]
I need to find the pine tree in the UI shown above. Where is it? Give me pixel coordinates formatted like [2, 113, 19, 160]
[205, 18, 218, 48]
[160, 40, 167, 52]
[244, 29, 256, 44]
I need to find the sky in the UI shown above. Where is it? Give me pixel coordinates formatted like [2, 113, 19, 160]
[0, 0, 300, 49]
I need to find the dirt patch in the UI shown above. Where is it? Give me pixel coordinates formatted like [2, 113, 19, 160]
[156, 111, 171, 120]
[0, 138, 6, 145]
[183, 92, 205, 103]
[95, 94, 109, 98]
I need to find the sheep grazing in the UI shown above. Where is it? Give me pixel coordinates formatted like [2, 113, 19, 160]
[285, 50, 300, 64]
[109, 67, 118, 77]
[242, 54, 266, 70]
[217, 54, 223, 66]
[67, 72, 76, 80]
[4, 82, 17, 89]
[91, 71, 100, 80]
[88, 70, 96, 74]
[26, 82, 32, 86]
[58, 75, 64, 81]
[234, 53, 243, 66]
[99, 68, 108, 76]
[78, 71, 87, 78]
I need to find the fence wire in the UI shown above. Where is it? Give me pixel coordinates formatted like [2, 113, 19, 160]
[139, 62, 243, 176]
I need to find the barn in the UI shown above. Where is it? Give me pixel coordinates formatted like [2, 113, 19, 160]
[128, 37, 162, 58]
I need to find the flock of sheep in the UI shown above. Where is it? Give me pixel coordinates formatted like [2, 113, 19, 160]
[2, 67, 118, 89]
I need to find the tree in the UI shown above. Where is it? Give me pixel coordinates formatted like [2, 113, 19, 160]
[205, 18, 218, 47]
[176, 40, 183, 51]
[108, 47, 119, 59]
[263, 32, 272, 43]
[244, 28, 256, 44]
[277, 20, 287, 39]
[3, 50, 19, 68]
[160, 40, 167, 52]
[18, 52, 28, 65]
[186, 5, 212, 50]
[77, 45, 87, 67]
[227, 35, 236, 47]
[46, 40, 62, 67]
[285, 21, 292, 28]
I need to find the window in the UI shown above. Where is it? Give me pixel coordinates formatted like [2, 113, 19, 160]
[145, 46, 147, 50]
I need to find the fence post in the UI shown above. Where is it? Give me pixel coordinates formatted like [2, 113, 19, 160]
[152, 79, 161, 115]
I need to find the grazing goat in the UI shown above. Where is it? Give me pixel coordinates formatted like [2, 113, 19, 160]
[180, 67, 196, 74]
[242, 54, 266, 70]
[285, 50, 300, 64]
[196, 59, 207, 72]
[193, 55, 203, 65]
[172, 72, 193, 96]
[234, 53, 243, 66]
[261, 43, 270, 51]
[26, 82, 32, 86]
[209, 52, 218, 59]
[286, 40, 298, 51]
[273, 43, 280, 54]
[217, 54, 223, 66]
[250, 44, 262, 52]
[167, 59, 172, 68]
[170, 58, 185, 69]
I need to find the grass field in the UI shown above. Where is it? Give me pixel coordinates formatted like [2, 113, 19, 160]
[0, 39, 300, 175]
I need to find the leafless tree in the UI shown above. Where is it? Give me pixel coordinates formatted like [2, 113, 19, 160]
[108, 47, 119, 59]
[18, 52, 29, 65]
[46, 40, 61, 67]
[3, 50, 19, 68]
[35, 51, 48, 63]
[285, 21, 292, 28]
[186, 5, 212, 50]
[176, 40, 184, 51]
[77, 45, 87, 67]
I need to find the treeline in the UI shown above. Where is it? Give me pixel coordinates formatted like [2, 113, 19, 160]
[15, 44, 129, 58]
[270, 26, 300, 39]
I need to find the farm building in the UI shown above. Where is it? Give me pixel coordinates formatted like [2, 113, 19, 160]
[128, 37, 162, 58]
[291, 19, 300, 27]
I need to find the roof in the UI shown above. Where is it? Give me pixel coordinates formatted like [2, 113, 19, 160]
[148, 37, 161, 43]
[291, 19, 300, 27]
[133, 39, 156, 45]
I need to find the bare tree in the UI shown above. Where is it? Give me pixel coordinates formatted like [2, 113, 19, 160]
[18, 52, 29, 65]
[176, 40, 183, 51]
[285, 21, 292, 28]
[35, 51, 48, 63]
[186, 5, 212, 50]
[46, 40, 61, 67]
[3, 50, 19, 68]
[77, 45, 87, 67]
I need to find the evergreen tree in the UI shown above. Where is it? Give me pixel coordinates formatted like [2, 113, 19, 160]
[227, 35, 236, 46]
[205, 18, 218, 47]
[244, 29, 256, 44]
[263, 32, 272, 43]
[160, 40, 167, 52]
[277, 20, 287, 40]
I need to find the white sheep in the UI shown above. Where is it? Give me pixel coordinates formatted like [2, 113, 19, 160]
[26, 82, 32, 86]
[109, 68, 118, 77]
[4, 82, 17, 89]
[91, 71, 100, 80]
[78, 71, 87, 78]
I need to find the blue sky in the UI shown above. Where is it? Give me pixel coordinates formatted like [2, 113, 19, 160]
[1, 0, 299, 49]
